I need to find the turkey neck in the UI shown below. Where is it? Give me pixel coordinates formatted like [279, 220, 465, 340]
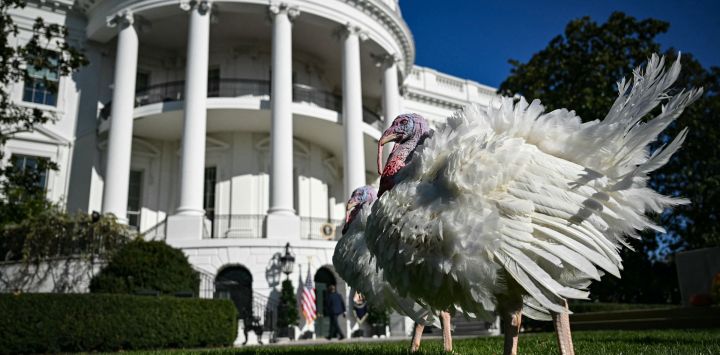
[379, 128, 431, 196]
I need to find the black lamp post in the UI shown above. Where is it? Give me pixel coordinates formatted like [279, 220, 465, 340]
[279, 242, 295, 279]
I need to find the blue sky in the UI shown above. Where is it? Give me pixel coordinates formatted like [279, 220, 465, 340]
[401, 0, 720, 88]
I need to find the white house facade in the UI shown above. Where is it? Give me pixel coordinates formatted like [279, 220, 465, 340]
[3, 0, 497, 340]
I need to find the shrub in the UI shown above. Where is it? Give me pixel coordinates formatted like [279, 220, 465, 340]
[0, 293, 237, 353]
[277, 279, 299, 331]
[1, 209, 131, 263]
[90, 239, 199, 295]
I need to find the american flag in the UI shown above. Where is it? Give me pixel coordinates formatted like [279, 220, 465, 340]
[300, 267, 316, 323]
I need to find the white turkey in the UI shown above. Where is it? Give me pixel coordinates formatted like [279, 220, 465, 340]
[333, 185, 443, 351]
[366, 54, 702, 355]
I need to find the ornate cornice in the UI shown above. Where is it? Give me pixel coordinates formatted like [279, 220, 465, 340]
[180, 0, 212, 14]
[372, 52, 399, 68]
[337, 22, 368, 41]
[406, 90, 464, 111]
[106, 9, 133, 28]
[341, 0, 414, 77]
[268, 2, 300, 20]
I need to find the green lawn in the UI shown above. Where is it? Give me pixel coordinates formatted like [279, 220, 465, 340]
[127, 329, 720, 355]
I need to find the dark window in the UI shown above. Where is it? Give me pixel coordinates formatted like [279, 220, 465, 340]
[136, 70, 150, 92]
[22, 53, 59, 106]
[204, 167, 217, 222]
[11, 154, 48, 191]
[208, 67, 220, 97]
[127, 170, 143, 229]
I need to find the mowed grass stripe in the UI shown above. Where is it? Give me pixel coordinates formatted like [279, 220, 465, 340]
[124, 329, 720, 355]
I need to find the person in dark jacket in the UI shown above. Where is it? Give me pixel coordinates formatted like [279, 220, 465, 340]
[324, 284, 346, 340]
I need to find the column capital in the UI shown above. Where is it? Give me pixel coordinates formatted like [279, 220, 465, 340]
[106, 9, 133, 28]
[180, 0, 212, 14]
[337, 22, 368, 41]
[269, 2, 300, 20]
[372, 53, 400, 68]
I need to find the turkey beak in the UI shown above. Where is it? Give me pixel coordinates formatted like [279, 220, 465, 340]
[342, 201, 358, 234]
[377, 131, 399, 174]
[345, 200, 359, 224]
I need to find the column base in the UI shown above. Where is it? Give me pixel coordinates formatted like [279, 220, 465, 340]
[265, 213, 300, 239]
[166, 214, 205, 241]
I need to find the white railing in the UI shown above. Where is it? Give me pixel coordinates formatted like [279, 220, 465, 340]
[406, 66, 499, 105]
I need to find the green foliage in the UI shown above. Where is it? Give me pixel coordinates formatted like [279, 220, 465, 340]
[277, 279, 299, 329]
[568, 302, 678, 314]
[0, 206, 131, 264]
[90, 239, 199, 295]
[0, 0, 87, 158]
[499, 12, 669, 122]
[0, 158, 57, 226]
[497, 11, 720, 303]
[181, 330, 720, 355]
[0, 293, 237, 353]
[367, 303, 390, 327]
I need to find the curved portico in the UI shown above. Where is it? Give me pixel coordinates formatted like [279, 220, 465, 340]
[95, 0, 410, 241]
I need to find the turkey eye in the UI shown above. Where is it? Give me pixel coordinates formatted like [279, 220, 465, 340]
[400, 119, 408, 125]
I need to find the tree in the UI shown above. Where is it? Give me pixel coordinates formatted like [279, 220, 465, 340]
[89, 240, 199, 296]
[498, 12, 720, 303]
[0, 0, 87, 167]
[277, 279, 299, 335]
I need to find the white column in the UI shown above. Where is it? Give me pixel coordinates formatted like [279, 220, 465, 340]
[102, 11, 138, 223]
[266, 3, 300, 239]
[380, 54, 401, 128]
[167, 0, 211, 241]
[341, 24, 367, 200]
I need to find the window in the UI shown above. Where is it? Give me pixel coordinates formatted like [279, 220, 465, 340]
[22, 53, 59, 106]
[135, 70, 151, 106]
[11, 154, 49, 191]
[204, 167, 217, 237]
[204, 167, 217, 222]
[127, 170, 143, 229]
[136, 70, 150, 92]
[207, 67, 220, 97]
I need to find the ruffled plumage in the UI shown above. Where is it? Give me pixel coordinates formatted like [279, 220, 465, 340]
[365, 54, 702, 320]
[334, 204, 440, 326]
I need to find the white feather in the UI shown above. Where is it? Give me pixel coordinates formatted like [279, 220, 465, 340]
[365, 54, 699, 319]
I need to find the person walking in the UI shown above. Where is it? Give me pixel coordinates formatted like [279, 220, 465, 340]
[325, 284, 346, 340]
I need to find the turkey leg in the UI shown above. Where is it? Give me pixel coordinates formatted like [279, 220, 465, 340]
[552, 299, 575, 355]
[502, 308, 522, 355]
[410, 322, 425, 352]
[440, 311, 453, 352]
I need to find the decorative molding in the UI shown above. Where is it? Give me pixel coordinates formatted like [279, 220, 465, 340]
[337, 22, 368, 41]
[340, 0, 414, 75]
[180, 0, 212, 15]
[254, 136, 310, 158]
[371, 53, 400, 68]
[406, 90, 464, 111]
[106, 9, 133, 28]
[268, 2, 300, 21]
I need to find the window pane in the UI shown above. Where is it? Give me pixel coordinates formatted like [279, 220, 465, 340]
[204, 167, 216, 219]
[23, 52, 59, 106]
[22, 77, 58, 106]
[10, 154, 48, 191]
[127, 170, 143, 229]
[136, 71, 150, 92]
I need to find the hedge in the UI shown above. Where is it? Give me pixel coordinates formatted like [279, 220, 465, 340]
[90, 239, 199, 296]
[0, 293, 237, 353]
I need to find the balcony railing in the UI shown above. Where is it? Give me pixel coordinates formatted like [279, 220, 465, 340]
[141, 214, 344, 240]
[211, 214, 265, 239]
[100, 78, 384, 128]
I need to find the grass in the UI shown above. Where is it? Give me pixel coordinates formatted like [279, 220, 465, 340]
[125, 329, 720, 355]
